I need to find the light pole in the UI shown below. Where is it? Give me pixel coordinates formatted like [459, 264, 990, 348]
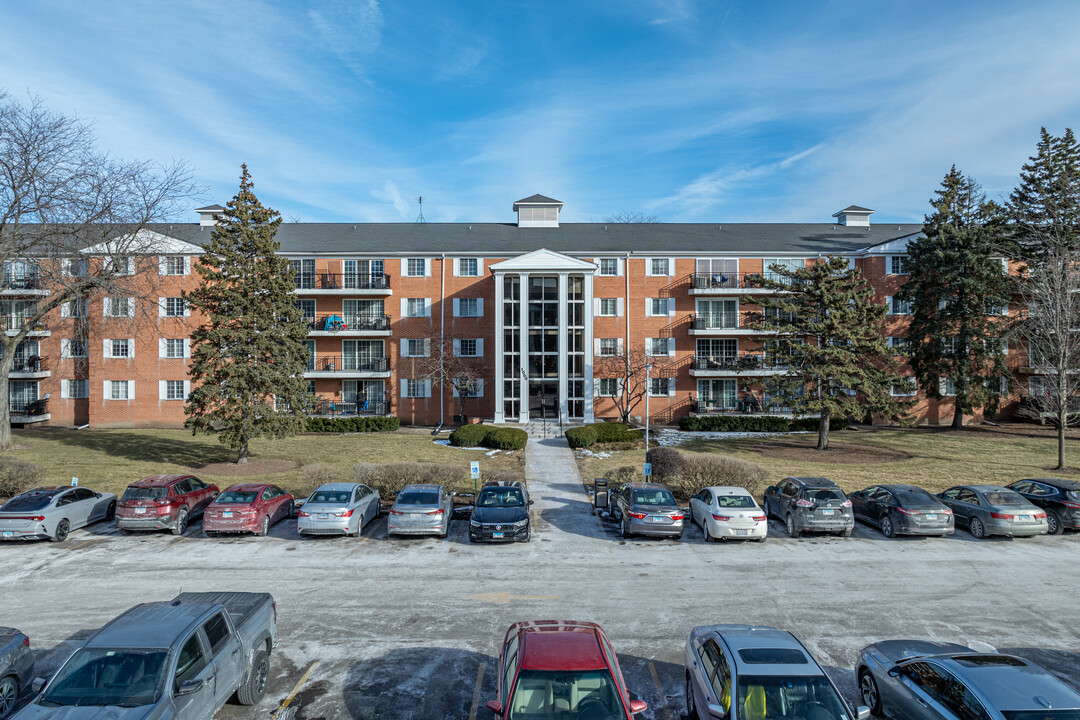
[645, 362, 653, 456]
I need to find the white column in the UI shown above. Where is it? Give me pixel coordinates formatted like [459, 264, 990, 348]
[583, 272, 596, 422]
[493, 272, 505, 423]
[557, 272, 569, 424]
[518, 272, 529, 424]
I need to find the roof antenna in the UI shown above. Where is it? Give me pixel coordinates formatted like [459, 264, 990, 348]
[416, 196, 425, 224]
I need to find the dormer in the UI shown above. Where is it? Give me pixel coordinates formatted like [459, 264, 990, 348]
[194, 204, 226, 227]
[513, 194, 563, 228]
[832, 205, 874, 227]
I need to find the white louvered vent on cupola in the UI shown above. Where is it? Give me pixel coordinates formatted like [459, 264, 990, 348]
[513, 195, 563, 228]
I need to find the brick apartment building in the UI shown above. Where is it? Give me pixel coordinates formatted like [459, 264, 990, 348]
[7, 195, 1032, 429]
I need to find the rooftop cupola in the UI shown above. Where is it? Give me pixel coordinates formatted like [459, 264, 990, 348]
[513, 194, 563, 228]
[194, 204, 226, 227]
[832, 205, 874, 227]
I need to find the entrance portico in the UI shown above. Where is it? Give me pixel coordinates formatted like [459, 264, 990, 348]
[491, 249, 596, 424]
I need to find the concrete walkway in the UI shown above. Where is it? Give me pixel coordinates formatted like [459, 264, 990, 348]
[524, 434, 609, 544]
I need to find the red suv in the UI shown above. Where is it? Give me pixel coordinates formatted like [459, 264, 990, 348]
[116, 475, 219, 535]
[486, 620, 647, 720]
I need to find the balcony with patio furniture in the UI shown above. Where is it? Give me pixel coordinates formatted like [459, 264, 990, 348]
[293, 272, 392, 295]
[9, 394, 50, 424]
[304, 354, 391, 378]
[1, 316, 49, 337]
[304, 313, 392, 336]
[9, 355, 49, 379]
[1, 272, 48, 296]
[688, 313, 774, 336]
[309, 398, 388, 417]
[688, 353, 791, 377]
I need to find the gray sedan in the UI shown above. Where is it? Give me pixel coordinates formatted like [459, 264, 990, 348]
[0, 486, 116, 543]
[607, 482, 685, 539]
[937, 485, 1048, 539]
[387, 484, 453, 538]
[297, 482, 380, 537]
[0, 627, 34, 719]
[856, 640, 1080, 720]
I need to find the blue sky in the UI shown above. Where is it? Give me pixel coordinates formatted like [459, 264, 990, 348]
[2, 1, 1079, 225]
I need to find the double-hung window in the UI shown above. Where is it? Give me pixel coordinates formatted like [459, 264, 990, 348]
[406, 258, 426, 277]
[598, 378, 619, 396]
[163, 297, 187, 317]
[458, 339, 478, 356]
[457, 258, 479, 277]
[457, 298, 480, 317]
[165, 380, 186, 400]
[650, 258, 670, 276]
[599, 258, 618, 276]
[598, 299, 618, 317]
[889, 256, 912, 275]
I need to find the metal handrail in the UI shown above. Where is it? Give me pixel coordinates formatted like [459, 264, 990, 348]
[303, 314, 391, 332]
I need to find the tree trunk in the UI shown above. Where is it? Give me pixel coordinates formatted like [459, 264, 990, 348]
[951, 400, 964, 429]
[1058, 412, 1067, 471]
[237, 440, 249, 465]
[0, 351, 11, 450]
[817, 412, 830, 451]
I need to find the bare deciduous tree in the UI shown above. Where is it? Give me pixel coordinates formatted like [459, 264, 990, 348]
[603, 211, 660, 224]
[412, 335, 490, 424]
[1014, 245, 1080, 469]
[0, 91, 199, 447]
[593, 342, 674, 424]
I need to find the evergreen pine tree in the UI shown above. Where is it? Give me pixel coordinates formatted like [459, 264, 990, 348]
[749, 255, 906, 450]
[184, 165, 315, 463]
[1007, 127, 1080, 261]
[899, 167, 1012, 429]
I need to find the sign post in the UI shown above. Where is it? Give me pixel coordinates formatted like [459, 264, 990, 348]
[470, 461, 480, 496]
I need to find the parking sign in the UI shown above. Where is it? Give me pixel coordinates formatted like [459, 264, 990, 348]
[470, 461, 480, 480]
[643, 463, 652, 477]
[71, 477, 79, 486]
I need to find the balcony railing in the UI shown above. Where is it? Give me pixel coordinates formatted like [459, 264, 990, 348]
[2, 274, 44, 290]
[691, 313, 739, 331]
[10, 397, 48, 416]
[303, 314, 391, 332]
[690, 395, 794, 414]
[307, 355, 390, 373]
[10, 356, 47, 373]
[692, 354, 767, 371]
[294, 273, 391, 291]
[311, 399, 387, 416]
[0, 316, 45, 332]
[692, 272, 803, 290]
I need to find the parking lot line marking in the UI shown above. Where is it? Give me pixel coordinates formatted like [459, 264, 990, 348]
[349, 534, 370, 555]
[273, 660, 319, 720]
[648, 661, 673, 720]
[67, 539, 99, 552]
[467, 661, 486, 720]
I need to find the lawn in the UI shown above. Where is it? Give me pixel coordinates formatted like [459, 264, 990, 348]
[2, 427, 524, 499]
[575, 424, 1080, 495]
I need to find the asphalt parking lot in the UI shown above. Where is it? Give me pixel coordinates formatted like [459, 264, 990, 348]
[3, 466, 1080, 720]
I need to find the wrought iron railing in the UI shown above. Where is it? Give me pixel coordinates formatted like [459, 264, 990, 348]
[294, 273, 391, 291]
[303, 314, 391, 332]
[10, 356, 47, 373]
[306, 355, 390, 373]
[10, 397, 48, 416]
[311, 399, 387, 416]
[691, 313, 739, 331]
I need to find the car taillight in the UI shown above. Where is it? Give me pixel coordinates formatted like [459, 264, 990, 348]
[237, 507, 257, 514]
[273, 601, 277, 624]
[627, 511, 648, 519]
[1033, 512, 1047, 519]
[670, 514, 684, 521]
[155, 498, 172, 505]
[6, 516, 45, 521]
[427, 508, 445, 515]
[389, 509, 404, 515]
[991, 512, 1015, 520]
[841, 499, 852, 507]
[22, 636, 29, 647]
[1061, 501, 1080, 509]
[896, 508, 919, 516]
[297, 511, 310, 517]
[795, 499, 813, 507]
[712, 514, 732, 521]
[942, 508, 953, 515]
[335, 510, 354, 517]
[752, 515, 766, 522]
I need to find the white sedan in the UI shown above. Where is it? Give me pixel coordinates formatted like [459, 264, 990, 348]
[688, 486, 768, 542]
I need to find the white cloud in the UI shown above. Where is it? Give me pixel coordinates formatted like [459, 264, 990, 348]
[308, 0, 384, 80]
[371, 180, 412, 219]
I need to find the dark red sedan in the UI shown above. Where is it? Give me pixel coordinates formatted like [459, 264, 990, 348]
[486, 620, 647, 720]
[203, 483, 294, 537]
[116, 475, 218, 536]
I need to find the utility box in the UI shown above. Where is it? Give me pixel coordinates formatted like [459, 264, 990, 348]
[593, 479, 609, 509]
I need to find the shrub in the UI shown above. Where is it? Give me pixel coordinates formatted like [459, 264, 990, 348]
[351, 462, 380, 486]
[296, 463, 348, 499]
[449, 424, 489, 448]
[305, 416, 400, 433]
[603, 465, 641, 486]
[488, 428, 528, 450]
[0, 457, 45, 500]
[565, 425, 598, 449]
[646, 447, 684, 482]
[481, 469, 521, 485]
[363, 462, 468, 498]
[673, 455, 771, 498]
[592, 422, 643, 444]
[677, 415, 849, 433]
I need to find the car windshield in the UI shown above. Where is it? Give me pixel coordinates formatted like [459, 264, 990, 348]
[121, 487, 167, 501]
[397, 491, 440, 506]
[41, 648, 169, 708]
[1, 493, 57, 512]
[810, 489, 845, 502]
[508, 669, 623, 720]
[983, 490, 1027, 506]
[737, 674, 851, 720]
[216, 491, 258, 504]
[1002, 713, 1080, 720]
[716, 495, 756, 509]
[478, 488, 524, 507]
[308, 490, 351, 504]
[633, 489, 676, 506]
[895, 490, 937, 506]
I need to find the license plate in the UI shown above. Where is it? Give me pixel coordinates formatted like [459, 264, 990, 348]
[1018, 515, 1029, 522]
[492, 532, 504, 538]
[647, 516, 666, 523]
[821, 509, 834, 516]
[735, 529, 749, 536]
[223, 512, 233, 519]
[318, 513, 328, 519]
[410, 513, 421, 519]
[134, 507, 146, 514]
[3, 531, 12, 537]
[926, 514, 936, 520]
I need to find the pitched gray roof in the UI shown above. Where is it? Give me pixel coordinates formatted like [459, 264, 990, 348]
[837, 205, 874, 213]
[153, 221, 923, 256]
[513, 194, 562, 205]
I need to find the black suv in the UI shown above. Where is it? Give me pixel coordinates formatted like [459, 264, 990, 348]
[1007, 478, 1080, 534]
[763, 476, 854, 537]
[468, 481, 532, 543]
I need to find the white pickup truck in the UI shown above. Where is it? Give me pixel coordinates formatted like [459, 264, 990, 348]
[14, 591, 276, 720]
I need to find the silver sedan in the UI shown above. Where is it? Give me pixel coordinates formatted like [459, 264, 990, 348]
[688, 487, 768, 542]
[387, 484, 453, 538]
[0, 486, 116, 543]
[297, 482, 380, 537]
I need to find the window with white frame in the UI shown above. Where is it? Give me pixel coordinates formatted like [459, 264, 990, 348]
[985, 376, 1007, 394]
[598, 299, 618, 316]
[649, 298, 669, 316]
[164, 339, 186, 358]
[405, 298, 427, 317]
[891, 378, 917, 396]
[108, 256, 133, 276]
[889, 297, 912, 315]
[598, 338, 618, 356]
[458, 258, 479, 277]
[110, 339, 131, 358]
[65, 258, 89, 277]
[105, 297, 132, 317]
[647, 337, 671, 356]
[889, 256, 912, 275]
[984, 302, 1008, 316]
[162, 256, 186, 275]
[404, 379, 429, 398]
[454, 378, 482, 397]
[68, 379, 89, 398]
[599, 258, 618, 276]
[650, 258, 670, 276]
[403, 338, 429, 357]
[64, 339, 88, 358]
[888, 336, 911, 354]
[457, 298, 480, 317]
[165, 380, 186, 400]
[65, 298, 89, 318]
[406, 258, 426, 277]
[109, 380, 130, 400]
[942, 378, 957, 396]
[457, 338, 479, 357]
[163, 297, 186, 317]
[598, 378, 619, 396]
[648, 377, 674, 396]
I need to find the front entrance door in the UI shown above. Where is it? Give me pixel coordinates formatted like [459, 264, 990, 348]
[528, 382, 558, 420]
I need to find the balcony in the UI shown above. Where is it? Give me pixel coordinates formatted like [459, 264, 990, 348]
[9, 397, 50, 424]
[305, 314, 392, 337]
[689, 395, 802, 416]
[688, 353, 789, 377]
[690, 272, 791, 295]
[293, 273, 392, 295]
[304, 355, 391, 378]
[310, 399, 388, 417]
[1, 317, 49, 337]
[688, 314, 772, 337]
[8, 356, 50, 379]
[1, 274, 49, 296]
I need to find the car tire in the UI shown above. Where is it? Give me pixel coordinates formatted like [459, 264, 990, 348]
[236, 649, 270, 705]
[0, 675, 18, 720]
[1047, 511, 1064, 535]
[858, 668, 882, 715]
[685, 672, 697, 719]
[621, 518, 631, 539]
[105, 501, 116, 521]
[703, 521, 713, 543]
[756, 535, 767, 543]
[786, 514, 801, 538]
[969, 517, 986, 539]
[763, 498, 772, 518]
[880, 516, 895, 539]
[173, 508, 189, 536]
[205, 531, 219, 538]
[257, 515, 270, 537]
[51, 519, 70, 543]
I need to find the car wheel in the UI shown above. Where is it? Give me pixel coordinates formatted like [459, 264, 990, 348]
[621, 518, 631, 539]
[969, 517, 986, 539]
[764, 498, 772, 518]
[236, 649, 269, 705]
[756, 535, 767, 543]
[686, 672, 697, 718]
[0, 675, 18, 720]
[105, 501, 116, 521]
[1047, 511, 1064, 535]
[786, 514, 801, 538]
[257, 515, 270, 537]
[858, 669, 882, 715]
[51, 519, 70, 543]
[703, 521, 713, 543]
[173, 508, 189, 536]
[880, 516, 895, 539]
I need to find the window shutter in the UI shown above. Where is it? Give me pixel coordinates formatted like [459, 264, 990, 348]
[593, 298, 601, 316]
[103, 380, 110, 399]
[400, 260, 409, 277]
[158, 257, 168, 275]
[103, 339, 111, 358]
[616, 258, 623, 276]
[61, 380, 70, 399]
[476, 379, 484, 397]
[125, 258, 134, 275]
[423, 380, 432, 398]
[61, 302, 70, 318]
[159, 339, 166, 358]
[159, 381, 167, 400]
[103, 298, 111, 316]
[644, 299, 653, 317]
[617, 338, 624, 355]
[667, 298, 676, 317]
[938, 378, 947, 395]
[593, 381, 600, 398]
[1000, 304, 1009, 316]
[476, 298, 483, 316]
[183, 301, 190, 317]
[183, 339, 191, 358]
[476, 339, 483, 356]
[885, 296, 892, 314]
[61, 339, 70, 358]
[158, 298, 167, 317]
[645, 338, 653, 356]
[668, 378, 676, 397]
[645, 262, 654, 278]
[667, 339, 676, 357]
[453, 298, 460, 317]
[423, 338, 431, 357]
[594, 338, 601, 355]
[617, 378, 625, 395]
[424, 260, 431, 277]
[453, 339, 461, 356]
[127, 339, 135, 357]
[401, 383, 408, 399]
[668, 258, 676, 277]
[616, 298, 624, 317]
[184, 256, 191, 275]
[425, 299, 432, 317]
[183, 381, 191, 400]
[127, 380, 135, 399]
[452, 259, 460, 277]
[127, 298, 135, 317]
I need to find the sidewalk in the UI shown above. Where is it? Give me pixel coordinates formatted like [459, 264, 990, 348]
[524, 435, 608, 543]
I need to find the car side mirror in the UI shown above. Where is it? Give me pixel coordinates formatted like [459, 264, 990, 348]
[887, 667, 900, 678]
[766, 486, 775, 494]
[706, 702, 728, 718]
[856, 706, 871, 720]
[31, 677, 46, 693]
[176, 678, 205, 696]
[528, 500, 535, 505]
[629, 699, 648, 715]
[94, 492, 102, 498]
[485, 700, 502, 715]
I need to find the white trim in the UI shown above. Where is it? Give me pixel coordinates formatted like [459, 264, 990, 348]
[476, 338, 483, 356]
[103, 338, 111, 358]
[616, 298, 624, 317]
[158, 339, 167, 358]
[60, 379, 69, 399]
[128, 380, 135, 399]
[667, 377, 677, 397]
[617, 338, 624, 354]
[183, 339, 191, 358]
[159, 380, 167, 400]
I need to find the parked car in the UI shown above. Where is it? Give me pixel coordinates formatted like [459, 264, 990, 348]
[204, 484, 294, 537]
[0, 627, 34, 720]
[1006, 477, 1080, 534]
[684, 624, 868, 720]
[688, 487, 767, 542]
[15, 592, 275, 720]
[763, 477, 854, 538]
[116, 475, 218, 536]
[937, 485, 1048, 539]
[387, 484, 453, 538]
[0, 486, 116, 543]
[849, 484, 954, 538]
[469, 481, 532, 543]
[486, 620, 646, 720]
[297, 482, 380, 537]
[856, 640, 1080, 720]
[607, 482, 685, 539]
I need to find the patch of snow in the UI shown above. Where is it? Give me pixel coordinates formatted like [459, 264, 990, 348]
[485, 449, 502, 457]
[433, 439, 486, 450]
[576, 449, 612, 459]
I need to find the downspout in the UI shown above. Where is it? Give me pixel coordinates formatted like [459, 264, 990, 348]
[440, 253, 446, 427]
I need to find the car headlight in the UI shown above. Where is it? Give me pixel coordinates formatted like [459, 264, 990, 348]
[470, 518, 481, 526]
[513, 520, 528, 528]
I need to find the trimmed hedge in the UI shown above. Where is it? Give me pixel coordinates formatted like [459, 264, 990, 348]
[304, 416, 400, 433]
[565, 425, 598, 449]
[448, 425, 528, 451]
[448, 424, 489, 447]
[566, 422, 643, 448]
[677, 415, 849, 433]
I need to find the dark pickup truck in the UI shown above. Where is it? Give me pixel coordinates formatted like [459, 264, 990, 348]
[14, 592, 276, 720]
